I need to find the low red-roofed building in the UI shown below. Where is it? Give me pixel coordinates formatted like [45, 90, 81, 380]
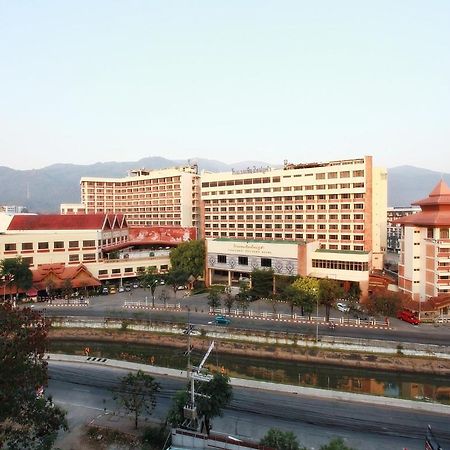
[0, 213, 171, 290]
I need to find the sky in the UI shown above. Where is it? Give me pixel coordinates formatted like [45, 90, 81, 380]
[0, 1, 449, 172]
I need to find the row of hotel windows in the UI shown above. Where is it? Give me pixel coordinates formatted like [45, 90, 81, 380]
[203, 183, 365, 195]
[98, 264, 169, 276]
[204, 194, 365, 201]
[11, 253, 98, 267]
[83, 176, 182, 187]
[312, 259, 369, 272]
[202, 170, 365, 188]
[205, 232, 365, 250]
[205, 230, 364, 241]
[205, 204, 365, 212]
[205, 220, 364, 230]
[4, 238, 126, 252]
[85, 191, 182, 199]
[215, 254, 273, 268]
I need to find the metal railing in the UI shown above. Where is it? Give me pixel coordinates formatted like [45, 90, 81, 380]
[210, 307, 388, 327]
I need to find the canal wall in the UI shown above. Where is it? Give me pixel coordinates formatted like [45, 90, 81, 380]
[46, 352, 450, 416]
[49, 317, 450, 375]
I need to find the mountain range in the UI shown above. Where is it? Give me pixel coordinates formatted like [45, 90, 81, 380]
[0, 157, 448, 213]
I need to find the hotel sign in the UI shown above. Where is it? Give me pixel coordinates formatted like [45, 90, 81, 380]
[209, 240, 298, 258]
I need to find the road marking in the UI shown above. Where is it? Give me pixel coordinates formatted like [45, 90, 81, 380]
[55, 400, 105, 411]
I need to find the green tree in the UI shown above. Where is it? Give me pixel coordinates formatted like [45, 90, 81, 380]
[167, 373, 232, 434]
[279, 284, 302, 318]
[344, 282, 362, 313]
[61, 278, 73, 299]
[113, 370, 160, 429]
[318, 278, 343, 321]
[165, 268, 190, 296]
[367, 290, 403, 317]
[138, 266, 159, 307]
[260, 428, 306, 450]
[320, 437, 357, 450]
[292, 277, 319, 319]
[170, 240, 205, 280]
[45, 279, 57, 299]
[223, 286, 235, 314]
[0, 256, 33, 299]
[207, 285, 223, 310]
[0, 302, 67, 448]
[250, 269, 274, 299]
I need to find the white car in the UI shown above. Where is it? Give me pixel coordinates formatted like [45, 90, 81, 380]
[336, 302, 350, 313]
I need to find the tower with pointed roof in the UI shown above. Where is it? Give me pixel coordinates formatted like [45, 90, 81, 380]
[396, 180, 450, 301]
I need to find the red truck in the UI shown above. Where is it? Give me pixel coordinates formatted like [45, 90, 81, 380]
[396, 309, 420, 325]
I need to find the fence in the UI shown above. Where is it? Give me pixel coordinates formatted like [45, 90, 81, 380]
[123, 301, 181, 310]
[210, 307, 388, 327]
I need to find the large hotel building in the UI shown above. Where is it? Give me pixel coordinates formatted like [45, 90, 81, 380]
[62, 165, 201, 230]
[202, 156, 387, 293]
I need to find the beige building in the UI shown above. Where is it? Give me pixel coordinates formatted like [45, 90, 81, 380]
[62, 165, 201, 229]
[0, 213, 169, 283]
[202, 156, 386, 293]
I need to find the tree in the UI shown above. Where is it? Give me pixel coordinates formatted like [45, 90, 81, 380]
[138, 266, 159, 307]
[292, 277, 319, 319]
[207, 285, 223, 310]
[170, 240, 205, 280]
[0, 256, 33, 299]
[366, 290, 403, 317]
[260, 428, 306, 450]
[61, 278, 73, 299]
[223, 286, 235, 314]
[167, 373, 232, 433]
[318, 278, 343, 321]
[279, 284, 302, 318]
[113, 370, 160, 429]
[320, 437, 357, 450]
[0, 302, 67, 448]
[45, 279, 57, 299]
[250, 269, 274, 299]
[165, 268, 190, 296]
[344, 282, 362, 313]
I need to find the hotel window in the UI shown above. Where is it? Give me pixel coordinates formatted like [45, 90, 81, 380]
[329, 234, 338, 240]
[354, 245, 364, 251]
[69, 240, 79, 248]
[238, 256, 248, 266]
[306, 234, 315, 239]
[295, 233, 303, 239]
[54, 241, 64, 249]
[217, 255, 227, 264]
[99, 269, 108, 276]
[327, 172, 338, 179]
[354, 214, 364, 220]
[353, 170, 364, 177]
[38, 242, 49, 250]
[69, 254, 79, 262]
[83, 253, 96, 261]
[21, 242, 33, 251]
[83, 240, 96, 247]
[5, 243, 17, 251]
[261, 258, 272, 268]
[354, 235, 364, 241]
[318, 234, 326, 239]
[427, 228, 434, 238]
[112, 268, 121, 274]
[340, 171, 350, 178]
[440, 229, 449, 239]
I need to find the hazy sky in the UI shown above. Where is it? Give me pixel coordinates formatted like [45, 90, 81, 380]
[1, 1, 449, 172]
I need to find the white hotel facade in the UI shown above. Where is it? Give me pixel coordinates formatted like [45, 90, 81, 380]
[61, 165, 201, 230]
[201, 156, 387, 294]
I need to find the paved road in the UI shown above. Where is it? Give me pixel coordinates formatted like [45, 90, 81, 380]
[48, 360, 450, 450]
[32, 288, 450, 346]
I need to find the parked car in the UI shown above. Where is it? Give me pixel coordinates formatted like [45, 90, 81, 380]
[132, 282, 139, 289]
[125, 285, 132, 292]
[102, 287, 109, 295]
[118, 286, 125, 293]
[109, 286, 117, 294]
[397, 309, 420, 325]
[214, 315, 231, 325]
[336, 302, 350, 313]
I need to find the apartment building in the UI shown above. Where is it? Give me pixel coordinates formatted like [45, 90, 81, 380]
[387, 206, 420, 253]
[397, 180, 450, 301]
[0, 213, 170, 284]
[202, 156, 387, 292]
[66, 165, 201, 229]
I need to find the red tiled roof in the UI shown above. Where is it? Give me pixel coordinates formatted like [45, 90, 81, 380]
[7, 214, 122, 231]
[395, 180, 450, 227]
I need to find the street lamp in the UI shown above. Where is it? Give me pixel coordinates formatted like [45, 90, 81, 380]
[316, 295, 319, 342]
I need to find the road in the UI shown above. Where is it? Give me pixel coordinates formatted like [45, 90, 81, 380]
[35, 295, 450, 346]
[48, 360, 450, 450]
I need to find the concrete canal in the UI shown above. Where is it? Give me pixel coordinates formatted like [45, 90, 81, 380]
[49, 339, 450, 405]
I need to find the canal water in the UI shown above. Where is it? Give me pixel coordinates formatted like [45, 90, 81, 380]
[49, 340, 450, 405]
